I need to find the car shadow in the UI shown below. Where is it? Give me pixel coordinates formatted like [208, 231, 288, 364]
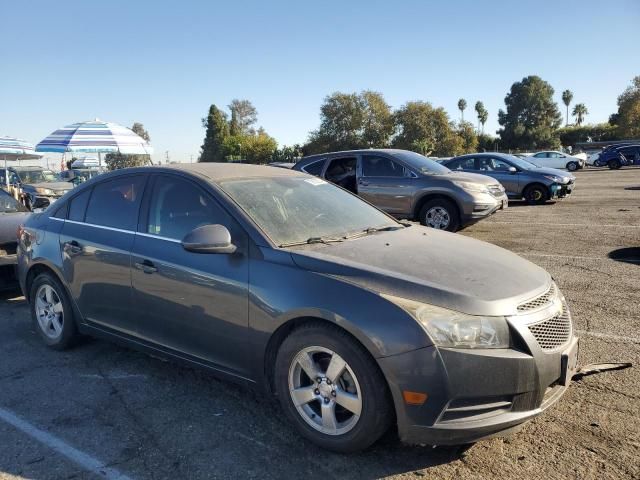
[608, 247, 640, 265]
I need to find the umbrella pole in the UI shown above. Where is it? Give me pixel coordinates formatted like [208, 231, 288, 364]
[98, 152, 102, 169]
[3, 155, 7, 190]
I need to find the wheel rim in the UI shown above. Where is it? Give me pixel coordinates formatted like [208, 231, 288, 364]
[568, 163, 576, 171]
[35, 284, 64, 340]
[530, 189, 543, 201]
[288, 346, 362, 436]
[425, 206, 450, 229]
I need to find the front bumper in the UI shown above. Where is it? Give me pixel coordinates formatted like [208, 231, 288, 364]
[378, 306, 578, 445]
[460, 191, 508, 225]
[550, 181, 574, 199]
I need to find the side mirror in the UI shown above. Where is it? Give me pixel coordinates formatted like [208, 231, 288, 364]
[508, 166, 517, 173]
[181, 224, 237, 254]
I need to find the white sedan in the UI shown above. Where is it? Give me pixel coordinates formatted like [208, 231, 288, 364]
[528, 151, 585, 171]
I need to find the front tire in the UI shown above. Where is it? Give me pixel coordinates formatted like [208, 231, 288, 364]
[524, 184, 549, 205]
[566, 161, 578, 171]
[29, 272, 79, 350]
[608, 159, 621, 170]
[274, 323, 393, 453]
[418, 198, 460, 232]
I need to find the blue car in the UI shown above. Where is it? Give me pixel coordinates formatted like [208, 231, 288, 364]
[442, 153, 576, 204]
[597, 144, 640, 169]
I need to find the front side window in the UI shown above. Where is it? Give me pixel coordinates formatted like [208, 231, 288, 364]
[534, 153, 547, 158]
[219, 176, 398, 247]
[85, 176, 145, 230]
[448, 157, 475, 170]
[479, 158, 512, 171]
[325, 157, 357, 192]
[302, 160, 325, 176]
[68, 189, 92, 222]
[362, 155, 409, 177]
[147, 175, 223, 240]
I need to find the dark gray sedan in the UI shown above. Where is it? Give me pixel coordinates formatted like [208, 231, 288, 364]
[17, 164, 578, 452]
[442, 153, 576, 204]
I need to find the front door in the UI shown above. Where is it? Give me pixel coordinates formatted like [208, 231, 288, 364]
[357, 154, 414, 215]
[130, 174, 250, 377]
[60, 175, 147, 335]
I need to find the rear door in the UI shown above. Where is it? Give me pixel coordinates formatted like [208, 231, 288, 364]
[478, 157, 521, 197]
[130, 173, 250, 377]
[357, 154, 415, 215]
[60, 175, 147, 334]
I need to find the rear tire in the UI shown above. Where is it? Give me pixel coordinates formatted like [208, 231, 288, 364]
[29, 272, 79, 350]
[608, 159, 621, 170]
[566, 161, 578, 171]
[418, 198, 460, 232]
[524, 184, 549, 205]
[274, 323, 393, 453]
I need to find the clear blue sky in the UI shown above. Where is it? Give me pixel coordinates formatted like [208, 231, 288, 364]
[2, 0, 638, 164]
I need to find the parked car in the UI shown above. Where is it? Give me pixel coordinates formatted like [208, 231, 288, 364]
[267, 162, 295, 169]
[0, 166, 73, 210]
[527, 151, 584, 171]
[442, 153, 576, 205]
[598, 144, 640, 169]
[17, 164, 579, 452]
[293, 149, 508, 232]
[0, 188, 30, 289]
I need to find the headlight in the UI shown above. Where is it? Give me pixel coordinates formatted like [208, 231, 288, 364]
[543, 175, 561, 183]
[35, 187, 54, 195]
[382, 294, 510, 349]
[452, 181, 490, 194]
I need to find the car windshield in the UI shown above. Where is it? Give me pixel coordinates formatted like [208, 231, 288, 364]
[388, 150, 451, 175]
[73, 169, 100, 182]
[0, 191, 28, 213]
[219, 176, 400, 247]
[17, 169, 57, 183]
[502, 155, 539, 170]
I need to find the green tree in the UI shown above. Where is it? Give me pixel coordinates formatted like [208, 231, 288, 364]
[228, 99, 257, 136]
[457, 98, 467, 122]
[200, 104, 229, 162]
[393, 101, 462, 157]
[475, 101, 488, 134]
[272, 144, 304, 162]
[614, 76, 640, 138]
[572, 103, 588, 126]
[456, 121, 478, 154]
[105, 122, 152, 169]
[562, 90, 573, 127]
[557, 123, 618, 147]
[498, 76, 563, 150]
[304, 91, 393, 153]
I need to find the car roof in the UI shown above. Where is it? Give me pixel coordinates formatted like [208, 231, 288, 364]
[449, 152, 513, 160]
[10, 166, 44, 170]
[161, 162, 307, 182]
[302, 148, 409, 161]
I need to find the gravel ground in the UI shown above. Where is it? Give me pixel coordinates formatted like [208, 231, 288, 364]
[0, 167, 638, 480]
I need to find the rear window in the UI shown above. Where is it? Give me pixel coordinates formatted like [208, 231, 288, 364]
[85, 176, 145, 230]
[301, 160, 325, 176]
[68, 189, 92, 222]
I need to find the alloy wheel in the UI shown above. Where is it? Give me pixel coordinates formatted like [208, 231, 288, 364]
[288, 346, 362, 436]
[35, 284, 64, 339]
[425, 206, 451, 229]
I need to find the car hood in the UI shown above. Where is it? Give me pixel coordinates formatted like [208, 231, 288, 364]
[445, 171, 502, 186]
[288, 226, 551, 317]
[527, 166, 575, 181]
[0, 211, 30, 245]
[23, 181, 73, 192]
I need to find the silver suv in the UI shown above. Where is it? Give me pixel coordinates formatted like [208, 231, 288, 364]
[294, 149, 508, 231]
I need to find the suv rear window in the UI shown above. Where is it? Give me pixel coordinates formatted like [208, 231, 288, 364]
[85, 176, 145, 230]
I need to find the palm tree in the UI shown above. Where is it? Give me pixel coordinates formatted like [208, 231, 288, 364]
[479, 109, 488, 134]
[474, 101, 485, 133]
[562, 90, 573, 126]
[458, 98, 467, 122]
[572, 103, 588, 126]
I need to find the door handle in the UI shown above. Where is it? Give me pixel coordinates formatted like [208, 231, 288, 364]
[134, 260, 157, 274]
[63, 240, 83, 255]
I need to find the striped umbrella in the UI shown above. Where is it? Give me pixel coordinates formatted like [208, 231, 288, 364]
[0, 136, 43, 187]
[36, 119, 153, 167]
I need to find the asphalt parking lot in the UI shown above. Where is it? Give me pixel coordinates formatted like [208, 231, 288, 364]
[0, 167, 638, 480]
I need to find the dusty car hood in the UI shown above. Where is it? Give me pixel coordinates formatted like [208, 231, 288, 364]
[23, 181, 73, 192]
[446, 171, 502, 186]
[288, 226, 551, 317]
[0, 212, 30, 246]
[527, 166, 575, 181]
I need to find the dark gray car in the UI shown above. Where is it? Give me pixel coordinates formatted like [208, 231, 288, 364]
[0, 166, 73, 210]
[442, 153, 576, 205]
[17, 164, 578, 452]
[293, 149, 508, 231]
[0, 189, 30, 267]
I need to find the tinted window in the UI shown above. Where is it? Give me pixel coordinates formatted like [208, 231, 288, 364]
[85, 176, 145, 230]
[362, 155, 407, 177]
[325, 157, 357, 192]
[479, 157, 513, 171]
[68, 189, 92, 221]
[302, 160, 325, 176]
[147, 175, 224, 240]
[447, 157, 475, 170]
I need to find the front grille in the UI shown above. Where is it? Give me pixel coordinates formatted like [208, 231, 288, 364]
[528, 302, 571, 350]
[517, 283, 556, 313]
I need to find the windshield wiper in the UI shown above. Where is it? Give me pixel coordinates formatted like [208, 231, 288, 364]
[278, 236, 345, 248]
[344, 224, 405, 240]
